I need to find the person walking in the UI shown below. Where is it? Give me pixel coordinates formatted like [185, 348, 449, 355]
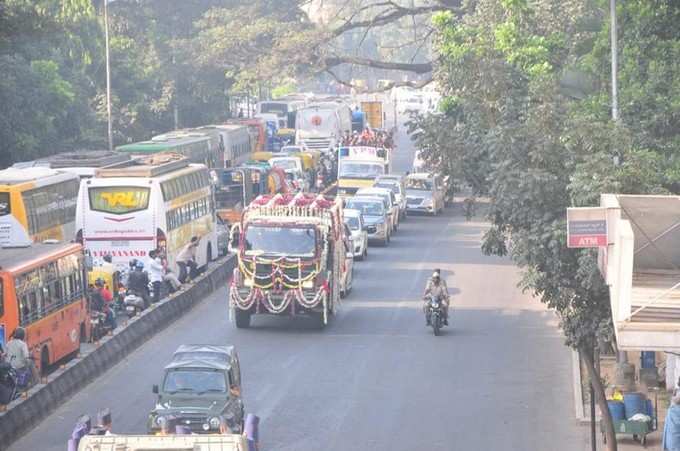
[147, 250, 164, 303]
[177, 236, 200, 283]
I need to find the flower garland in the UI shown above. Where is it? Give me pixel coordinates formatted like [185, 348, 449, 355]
[230, 281, 328, 317]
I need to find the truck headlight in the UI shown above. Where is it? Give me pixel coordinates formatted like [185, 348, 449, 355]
[302, 280, 314, 289]
[209, 417, 221, 429]
[243, 278, 254, 287]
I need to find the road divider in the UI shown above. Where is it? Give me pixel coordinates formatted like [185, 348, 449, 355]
[0, 255, 236, 451]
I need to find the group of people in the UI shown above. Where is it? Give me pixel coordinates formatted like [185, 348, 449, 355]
[88, 236, 203, 327]
[341, 127, 394, 149]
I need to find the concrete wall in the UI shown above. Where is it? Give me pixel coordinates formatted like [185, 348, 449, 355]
[0, 256, 235, 450]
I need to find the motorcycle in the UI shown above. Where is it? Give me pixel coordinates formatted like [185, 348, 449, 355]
[425, 294, 446, 336]
[0, 361, 18, 405]
[89, 310, 113, 342]
[123, 290, 146, 317]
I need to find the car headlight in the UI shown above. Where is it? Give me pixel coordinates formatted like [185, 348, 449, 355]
[423, 198, 433, 206]
[155, 415, 165, 426]
[202, 422, 211, 431]
[209, 417, 221, 429]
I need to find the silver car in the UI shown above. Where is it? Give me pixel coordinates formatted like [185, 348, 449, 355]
[343, 208, 368, 260]
[344, 197, 390, 246]
[405, 173, 445, 215]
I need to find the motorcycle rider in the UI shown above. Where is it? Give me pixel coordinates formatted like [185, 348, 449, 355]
[423, 269, 449, 326]
[4, 327, 38, 388]
[94, 278, 116, 330]
[127, 260, 150, 307]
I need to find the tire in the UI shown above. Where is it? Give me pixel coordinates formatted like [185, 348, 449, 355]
[206, 244, 213, 265]
[364, 246, 368, 259]
[40, 346, 50, 377]
[433, 317, 441, 336]
[235, 309, 251, 329]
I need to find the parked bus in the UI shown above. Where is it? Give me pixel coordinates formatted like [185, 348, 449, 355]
[117, 133, 218, 168]
[0, 241, 89, 374]
[0, 167, 79, 247]
[196, 124, 252, 169]
[76, 153, 217, 273]
[11, 150, 132, 179]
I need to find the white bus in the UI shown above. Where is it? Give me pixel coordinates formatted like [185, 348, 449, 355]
[75, 155, 217, 273]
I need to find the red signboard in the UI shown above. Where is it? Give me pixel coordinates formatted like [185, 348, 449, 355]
[567, 207, 607, 248]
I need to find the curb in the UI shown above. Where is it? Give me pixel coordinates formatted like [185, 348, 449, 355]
[0, 255, 236, 450]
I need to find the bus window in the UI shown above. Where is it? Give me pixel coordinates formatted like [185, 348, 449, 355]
[88, 186, 150, 215]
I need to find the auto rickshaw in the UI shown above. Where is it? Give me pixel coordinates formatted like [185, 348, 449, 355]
[88, 264, 123, 303]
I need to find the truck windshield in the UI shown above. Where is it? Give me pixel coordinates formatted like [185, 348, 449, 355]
[244, 225, 316, 257]
[270, 159, 297, 171]
[163, 369, 227, 394]
[339, 162, 384, 179]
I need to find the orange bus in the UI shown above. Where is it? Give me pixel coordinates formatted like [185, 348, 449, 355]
[0, 241, 89, 375]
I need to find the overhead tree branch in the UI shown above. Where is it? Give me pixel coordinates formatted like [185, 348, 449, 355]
[323, 54, 433, 74]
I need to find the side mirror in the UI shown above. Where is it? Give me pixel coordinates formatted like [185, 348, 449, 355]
[346, 252, 354, 259]
[152, 384, 159, 394]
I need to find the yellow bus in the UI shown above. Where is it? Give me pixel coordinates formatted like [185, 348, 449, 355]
[0, 167, 80, 247]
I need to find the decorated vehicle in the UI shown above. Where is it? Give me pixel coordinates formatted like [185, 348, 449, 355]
[229, 193, 350, 328]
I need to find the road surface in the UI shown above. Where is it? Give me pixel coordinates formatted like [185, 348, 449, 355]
[9, 126, 590, 450]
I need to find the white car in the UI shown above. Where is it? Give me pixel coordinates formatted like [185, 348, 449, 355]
[356, 187, 400, 231]
[343, 208, 368, 260]
[340, 223, 355, 298]
[374, 175, 407, 219]
[405, 173, 446, 215]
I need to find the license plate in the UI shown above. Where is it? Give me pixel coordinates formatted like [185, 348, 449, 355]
[111, 240, 129, 247]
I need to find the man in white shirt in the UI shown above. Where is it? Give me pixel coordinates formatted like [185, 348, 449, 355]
[147, 250, 164, 303]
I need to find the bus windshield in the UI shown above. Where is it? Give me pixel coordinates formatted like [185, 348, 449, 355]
[88, 186, 150, 214]
[244, 226, 316, 257]
[338, 162, 384, 179]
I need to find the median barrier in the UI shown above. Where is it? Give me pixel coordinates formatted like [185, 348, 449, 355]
[0, 255, 236, 450]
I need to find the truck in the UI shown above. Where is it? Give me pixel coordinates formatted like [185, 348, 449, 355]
[336, 146, 390, 197]
[229, 193, 350, 329]
[360, 101, 384, 129]
[295, 103, 352, 153]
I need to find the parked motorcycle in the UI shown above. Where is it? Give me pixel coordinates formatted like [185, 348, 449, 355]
[0, 361, 18, 405]
[425, 294, 445, 336]
[124, 290, 146, 317]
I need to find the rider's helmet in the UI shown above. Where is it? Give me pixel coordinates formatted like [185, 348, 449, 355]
[129, 258, 138, 269]
[432, 270, 441, 281]
[135, 261, 145, 270]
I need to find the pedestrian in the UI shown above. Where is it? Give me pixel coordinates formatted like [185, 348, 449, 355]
[147, 250, 164, 303]
[664, 395, 680, 450]
[177, 236, 200, 283]
[5, 328, 38, 388]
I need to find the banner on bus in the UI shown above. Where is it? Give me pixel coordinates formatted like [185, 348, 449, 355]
[567, 207, 607, 248]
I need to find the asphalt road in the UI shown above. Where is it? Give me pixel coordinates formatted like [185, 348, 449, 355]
[9, 125, 590, 450]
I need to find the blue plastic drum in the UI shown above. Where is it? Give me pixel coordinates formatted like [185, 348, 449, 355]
[607, 400, 625, 422]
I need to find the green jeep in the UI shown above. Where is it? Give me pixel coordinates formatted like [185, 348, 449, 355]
[147, 345, 245, 434]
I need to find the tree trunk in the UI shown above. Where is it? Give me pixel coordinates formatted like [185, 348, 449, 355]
[581, 345, 617, 451]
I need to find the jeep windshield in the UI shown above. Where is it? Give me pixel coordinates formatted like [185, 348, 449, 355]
[163, 369, 227, 394]
[244, 225, 316, 257]
[338, 161, 384, 179]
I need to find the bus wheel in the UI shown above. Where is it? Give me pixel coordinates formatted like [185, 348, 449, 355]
[40, 347, 50, 377]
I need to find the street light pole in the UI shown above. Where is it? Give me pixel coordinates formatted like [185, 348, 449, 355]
[104, 0, 113, 151]
[610, 0, 619, 122]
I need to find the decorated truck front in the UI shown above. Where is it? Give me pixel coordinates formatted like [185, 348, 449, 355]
[229, 193, 344, 329]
